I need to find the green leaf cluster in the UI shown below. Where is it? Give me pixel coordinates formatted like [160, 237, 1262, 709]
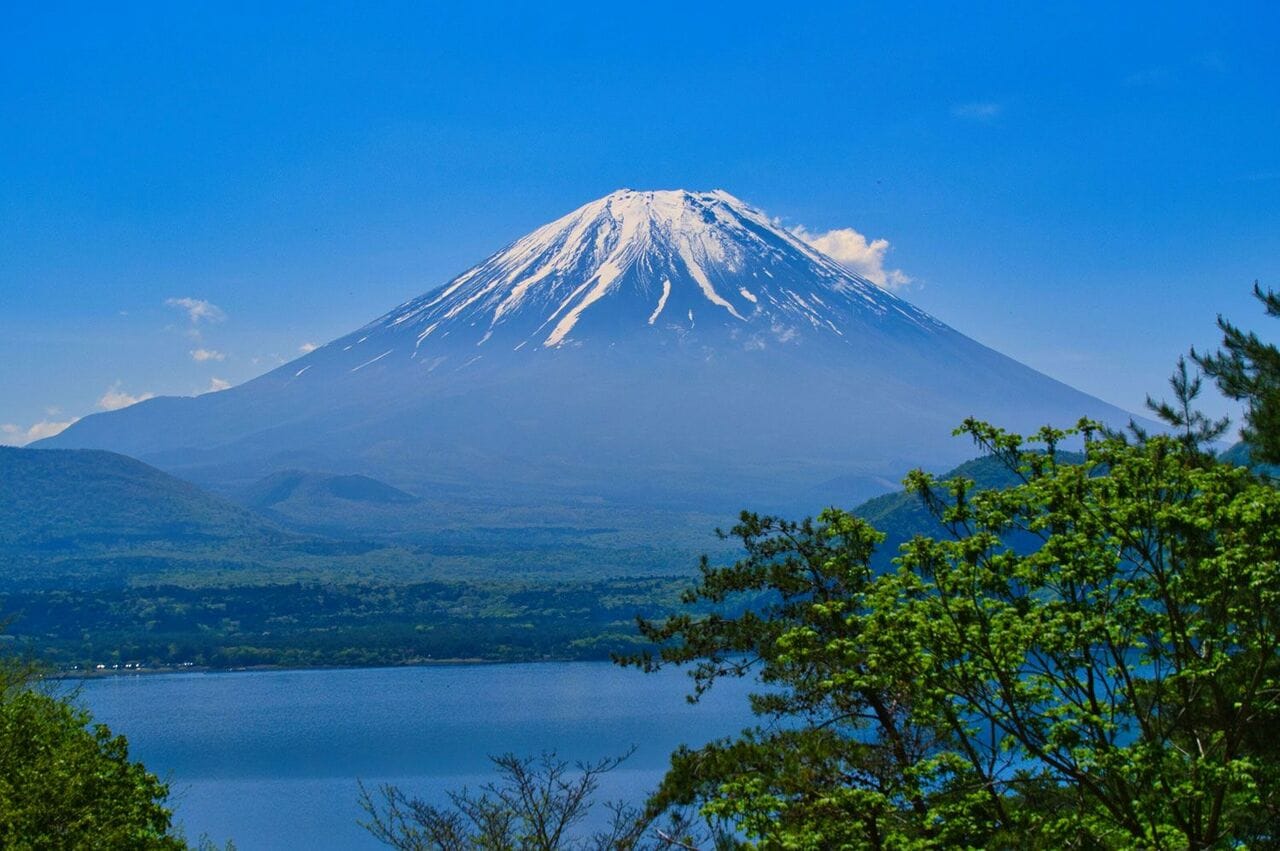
[629, 421, 1280, 849]
[1195, 282, 1280, 465]
[0, 658, 188, 849]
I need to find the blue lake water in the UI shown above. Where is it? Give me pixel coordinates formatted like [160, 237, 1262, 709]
[77, 663, 757, 849]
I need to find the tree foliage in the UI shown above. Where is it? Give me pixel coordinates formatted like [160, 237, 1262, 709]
[0, 656, 187, 849]
[1137, 355, 1230, 452]
[1194, 281, 1280, 464]
[630, 419, 1280, 849]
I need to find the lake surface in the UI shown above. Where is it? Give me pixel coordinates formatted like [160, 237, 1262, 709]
[77, 663, 758, 849]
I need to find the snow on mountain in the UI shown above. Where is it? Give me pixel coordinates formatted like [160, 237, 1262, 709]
[40, 189, 1142, 514]
[293, 189, 940, 378]
[375, 189, 935, 350]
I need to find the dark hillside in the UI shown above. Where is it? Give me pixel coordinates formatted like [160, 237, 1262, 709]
[0, 446, 283, 551]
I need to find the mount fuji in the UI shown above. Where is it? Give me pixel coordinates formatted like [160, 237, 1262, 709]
[40, 190, 1137, 512]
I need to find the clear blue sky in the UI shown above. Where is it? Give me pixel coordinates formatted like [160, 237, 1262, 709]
[2, 1, 1277, 444]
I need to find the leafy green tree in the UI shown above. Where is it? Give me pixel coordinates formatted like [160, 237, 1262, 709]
[630, 419, 1280, 849]
[1194, 282, 1280, 464]
[899, 420, 1280, 847]
[629, 507, 1025, 848]
[0, 657, 188, 849]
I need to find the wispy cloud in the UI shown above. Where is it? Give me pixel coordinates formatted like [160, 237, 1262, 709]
[166, 297, 226, 324]
[204, 377, 232, 394]
[98, 382, 156, 411]
[791, 225, 912, 291]
[951, 101, 1003, 121]
[298, 342, 319, 354]
[0, 418, 80, 446]
[190, 348, 226, 362]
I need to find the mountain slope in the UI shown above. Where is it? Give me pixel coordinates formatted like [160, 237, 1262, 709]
[240, 470, 419, 510]
[0, 446, 441, 592]
[360, 187, 941, 353]
[40, 189, 1141, 514]
[0, 446, 280, 550]
[1219, 441, 1280, 478]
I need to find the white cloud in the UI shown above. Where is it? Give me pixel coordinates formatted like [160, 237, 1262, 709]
[98, 382, 156, 411]
[951, 101, 1003, 121]
[205, 377, 232, 393]
[298, 342, 319, 354]
[190, 348, 226, 362]
[791, 225, 912, 290]
[770, 321, 800, 344]
[166, 297, 226, 324]
[0, 418, 80, 447]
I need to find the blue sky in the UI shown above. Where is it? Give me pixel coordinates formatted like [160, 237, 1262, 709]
[2, 1, 1277, 444]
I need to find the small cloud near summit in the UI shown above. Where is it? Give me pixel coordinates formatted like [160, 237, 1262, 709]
[299, 342, 319, 354]
[98, 382, 155, 411]
[790, 225, 912, 291]
[191, 348, 226, 362]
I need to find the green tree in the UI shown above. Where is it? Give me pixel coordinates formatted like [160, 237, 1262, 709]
[1136, 355, 1230, 453]
[0, 655, 188, 850]
[629, 506, 1029, 848]
[630, 419, 1280, 849]
[1194, 282, 1280, 464]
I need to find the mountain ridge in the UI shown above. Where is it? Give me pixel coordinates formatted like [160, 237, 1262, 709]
[39, 189, 1143, 515]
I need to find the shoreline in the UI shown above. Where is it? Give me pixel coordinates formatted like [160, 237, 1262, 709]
[48, 655, 615, 680]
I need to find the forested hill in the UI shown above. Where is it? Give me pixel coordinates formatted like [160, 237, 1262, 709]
[0, 446, 285, 550]
[853, 452, 1083, 567]
[1219, 441, 1280, 478]
[0, 443, 1102, 669]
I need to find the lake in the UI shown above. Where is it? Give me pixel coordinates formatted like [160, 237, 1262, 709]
[77, 662, 758, 849]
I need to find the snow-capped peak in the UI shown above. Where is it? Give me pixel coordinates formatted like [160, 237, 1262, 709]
[361, 189, 940, 356]
[44, 189, 1141, 507]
